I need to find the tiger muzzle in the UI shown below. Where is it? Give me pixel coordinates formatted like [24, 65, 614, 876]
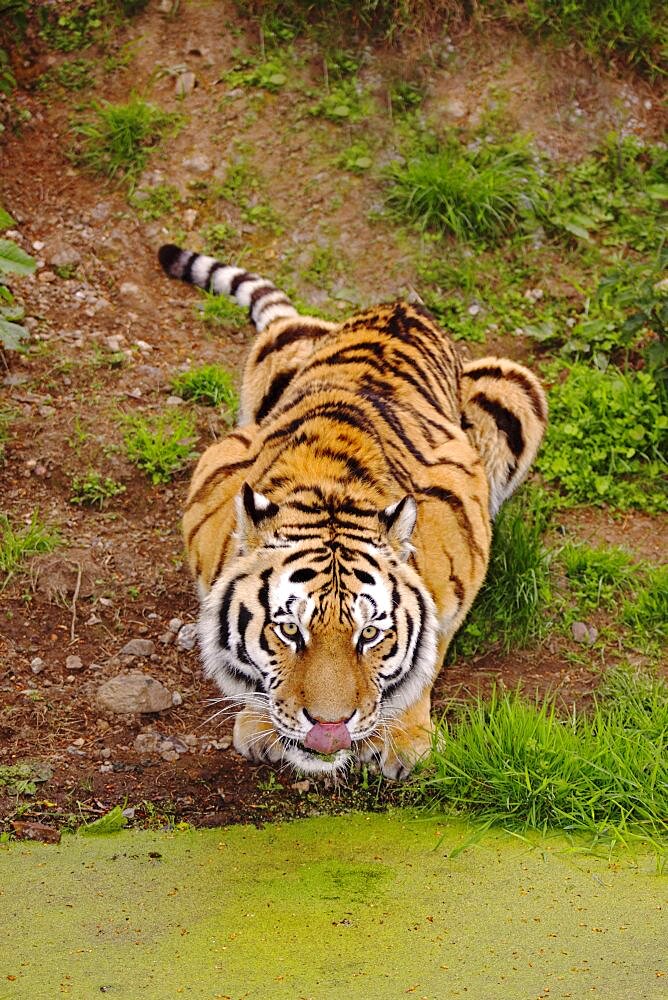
[303, 720, 352, 754]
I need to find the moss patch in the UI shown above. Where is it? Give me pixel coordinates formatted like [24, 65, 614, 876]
[0, 812, 665, 997]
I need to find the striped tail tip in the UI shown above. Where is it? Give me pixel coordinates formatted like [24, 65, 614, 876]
[157, 244, 299, 332]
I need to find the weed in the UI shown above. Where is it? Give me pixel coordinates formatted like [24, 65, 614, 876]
[622, 564, 668, 654]
[389, 80, 424, 114]
[78, 804, 127, 835]
[451, 488, 553, 659]
[37, 0, 148, 53]
[130, 183, 180, 220]
[521, 0, 667, 74]
[310, 80, 371, 124]
[386, 133, 545, 242]
[0, 219, 35, 351]
[418, 669, 668, 840]
[240, 200, 283, 233]
[70, 470, 126, 508]
[121, 409, 198, 484]
[37, 58, 94, 92]
[537, 361, 668, 510]
[72, 96, 182, 186]
[336, 141, 373, 174]
[196, 290, 247, 330]
[0, 403, 16, 462]
[561, 543, 637, 612]
[172, 365, 239, 418]
[0, 512, 59, 585]
[544, 136, 667, 253]
[224, 55, 289, 92]
[301, 244, 340, 289]
[201, 222, 238, 254]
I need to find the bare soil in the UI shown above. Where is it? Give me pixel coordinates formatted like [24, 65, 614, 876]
[1, 1, 666, 837]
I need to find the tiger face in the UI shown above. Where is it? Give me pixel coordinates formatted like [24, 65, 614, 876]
[198, 485, 439, 774]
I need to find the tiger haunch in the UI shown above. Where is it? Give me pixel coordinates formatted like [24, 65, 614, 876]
[159, 244, 547, 779]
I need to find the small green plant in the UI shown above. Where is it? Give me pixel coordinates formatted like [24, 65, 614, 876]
[622, 564, 668, 654]
[223, 55, 289, 92]
[196, 290, 247, 330]
[78, 805, 127, 835]
[537, 361, 668, 510]
[201, 222, 238, 254]
[389, 80, 424, 114]
[0, 512, 59, 585]
[122, 409, 198, 484]
[0, 404, 15, 462]
[37, 58, 94, 91]
[310, 80, 371, 123]
[172, 365, 238, 418]
[130, 183, 180, 220]
[70, 470, 126, 508]
[451, 488, 553, 659]
[336, 141, 373, 174]
[562, 543, 637, 611]
[386, 134, 545, 242]
[419, 668, 668, 840]
[72, 96, 182, 186]
[544, 136, 667, 252]
[0, 210, 36, 351]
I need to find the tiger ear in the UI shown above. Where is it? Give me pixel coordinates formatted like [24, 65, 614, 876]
[236, 483, 279, 548]
[379, 495, 417, 560]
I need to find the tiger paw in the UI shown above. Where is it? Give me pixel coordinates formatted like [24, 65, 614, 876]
[233, 709, 283, 765]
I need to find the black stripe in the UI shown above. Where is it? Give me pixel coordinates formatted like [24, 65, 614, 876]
[230, 271, 258, 294]
[185, 454, 256, 510]
[236, 602, 253, 665]
[255, 324, 325, 364]
[472, 393, 525, 458]
[206, 261, 224, 291]
[289, 567, 318, 583]
[218, 574, 245, 649]
[182, 252, 198, 283]
[254, 293, 293, 320]
[354, 569, 374, 585]
[254, 368, 296, 422]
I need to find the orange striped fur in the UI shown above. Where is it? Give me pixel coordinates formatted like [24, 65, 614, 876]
[159, 245, 547, 778]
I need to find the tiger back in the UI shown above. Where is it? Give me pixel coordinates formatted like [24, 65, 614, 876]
[159, 244, 547, 778]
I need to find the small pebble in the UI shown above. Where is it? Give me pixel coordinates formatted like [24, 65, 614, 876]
[171, 691, 183, 707]
[161, 750, 179, 763]
[101, 748, 112, 759]
[72, 737, 85, 748]
[176, 623, 198, 652]
[168, 617, 184, 634]
[30, 657, 45, 674]
[159, 631, 175, 645]
[120, 638, 155, 658]
[99, 763, 113, 773]
[66, 655, 84, 672]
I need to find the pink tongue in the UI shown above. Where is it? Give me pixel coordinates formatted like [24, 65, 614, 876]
[304, 721, 351, 754]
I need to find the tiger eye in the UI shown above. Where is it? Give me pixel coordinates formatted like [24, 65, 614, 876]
[280, 622, 299, 637]
[362, 625, 379, 641]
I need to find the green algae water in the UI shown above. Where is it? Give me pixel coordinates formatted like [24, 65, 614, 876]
[0, 812, 665, 999]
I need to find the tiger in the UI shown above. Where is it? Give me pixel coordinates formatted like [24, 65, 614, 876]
[158, 243, 547, 779]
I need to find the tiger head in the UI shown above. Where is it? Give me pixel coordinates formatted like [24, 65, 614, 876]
[198, 484, 439, 775]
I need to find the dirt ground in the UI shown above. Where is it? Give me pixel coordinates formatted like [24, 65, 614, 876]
[1, 1, 666, 837]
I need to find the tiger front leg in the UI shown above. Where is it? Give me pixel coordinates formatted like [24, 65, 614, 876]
[233, 708, 284, 765]
[359, 691, 434, 780]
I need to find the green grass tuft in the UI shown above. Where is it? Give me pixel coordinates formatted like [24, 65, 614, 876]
[451, 488, 553, 659]
[537, 361, 668, 511]
[561, 543, 637, 611]
[622, 564, 668, 654]
[418, 670, 668, 841]
[196, 290, 247, 330]
[70, 470, 126, 509]
[172, 365, 239, 418]
[0, 512, 59, 585]
[122, 410, 198, 484]
[386, 135, 544, 242]
[72, 96, 182, 186]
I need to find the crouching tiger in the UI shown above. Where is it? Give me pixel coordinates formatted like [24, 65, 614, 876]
[158, 243, 547, 778]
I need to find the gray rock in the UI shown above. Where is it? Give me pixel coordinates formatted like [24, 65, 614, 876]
[571, 621, 598, 645]
[119, 281, 141, 299]
[176, 623, 198, 652]
[133, 732, 163, 753]
[65, 654, 84, 671]
[175, 71, 197, 97]
[168, 617, 183, 634]
[159, 631, 175, 646]
[30, 657, 45, 674]
[183, 154, 211, 174]
[171, 691, 183, 706]
[97, 672, 172, 714]
[48, 242, 81, 269]
[120, 638, 155, 658]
